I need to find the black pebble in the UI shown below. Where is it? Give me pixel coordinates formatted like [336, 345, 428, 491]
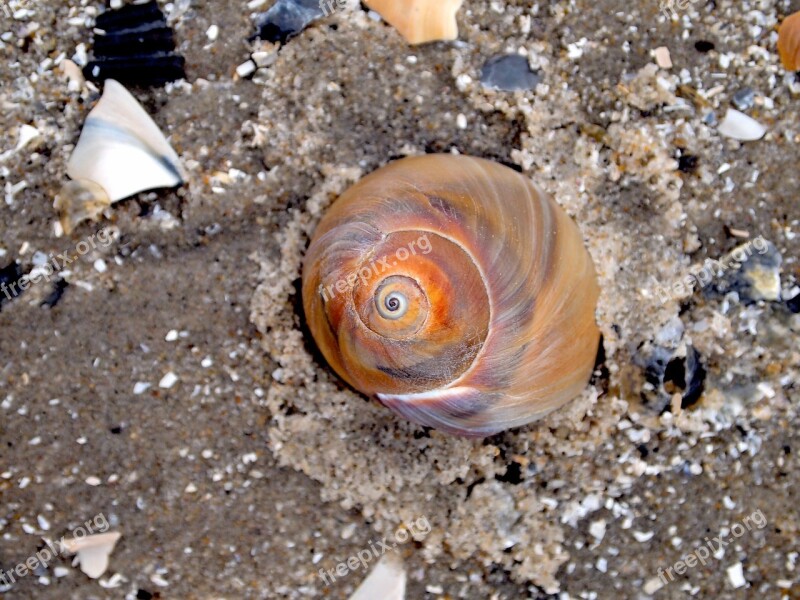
[694, 40, 715, 53]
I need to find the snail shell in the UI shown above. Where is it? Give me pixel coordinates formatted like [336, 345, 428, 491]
[302, 155, 600, 437]
[778, 11, 800, 71]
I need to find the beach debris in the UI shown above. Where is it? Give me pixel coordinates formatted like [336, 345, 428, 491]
[0, 262, 25, 308]
[364, 0, 463, 45]
[725, 240, 782, 302]
[348, 554, 406, 600]
[252, 0, 325, 43]
[480, 54, 541, 91]
[731, 88, 755, 111]
[56, 79, 185, 233]
[84, 1, 185, 86]
[778, 11, 800, 71]
[54, 180, 112, 236]
[717, 108, 766, 141]
[62, 532, 122, 579]
[653, 46, 672, 69]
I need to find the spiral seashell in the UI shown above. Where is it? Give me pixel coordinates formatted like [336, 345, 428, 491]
[778, 11, 800, 71]
[302, 155, 600, 437]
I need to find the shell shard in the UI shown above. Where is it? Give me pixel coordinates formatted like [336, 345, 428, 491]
[348, 554, 406, 600]
[717, 108, 766, 141]
[66, 79, 185, 204]
[778, 11, 800, 71]
[62, 531, 121, 579]
[302, 155, 600, 437]
[364, 0, 463, 45]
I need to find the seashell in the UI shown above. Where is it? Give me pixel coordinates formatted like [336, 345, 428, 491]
[301, 155, 600, 437]
[778, 11, 800, 71]
[363, 0, 463, 45]
[717, 108, 766, 141]
[59, 79, 185, 232]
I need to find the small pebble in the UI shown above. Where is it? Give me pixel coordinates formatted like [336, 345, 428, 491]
[731, 88, 755, 111]
[727, 562, 746, 588]
[480, 54, 541, 91]
[236, 60, 257, 79]
[159, 372, 178, 389]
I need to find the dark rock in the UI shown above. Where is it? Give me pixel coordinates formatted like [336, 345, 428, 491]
[0, 261, 25, 309]
[480, 54, 541, 92]
[694, 40, 715, 52]
[252, 0, 326, 44]
[41, 279, 69, 309]
[677, 152, 699, 174]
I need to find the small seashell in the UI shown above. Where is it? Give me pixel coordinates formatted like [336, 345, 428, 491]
[53, 179, 112, 235]
[778, 11, 800, 71]
[717, 108, 766, 141]
[65, 79, 186, 204]
[363, 0, 463, 45]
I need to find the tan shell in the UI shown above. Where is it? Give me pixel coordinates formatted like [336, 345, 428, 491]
[302, 155, 601, 437]
[778, 11, 800, 71]
[364, 0, 463, 45]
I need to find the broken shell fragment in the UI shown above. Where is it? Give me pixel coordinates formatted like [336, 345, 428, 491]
[348, 554, 406, 600]
[364, 0, 463, 45]
[53, 179, 112, 235]
[66, 79, 185, 202]
[62, 531, 122, 579]
[717, 108, 766, 141]
[58, 79, 185, 232]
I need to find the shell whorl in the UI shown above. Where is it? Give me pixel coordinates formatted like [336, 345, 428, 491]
[302, 154, 600, 437]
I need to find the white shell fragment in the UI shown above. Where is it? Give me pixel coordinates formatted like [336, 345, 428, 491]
[66, 79, 186, 203]
[717, 108, 766, 141]
[62, 532, 122, 579]
[348, 554, 406, 600]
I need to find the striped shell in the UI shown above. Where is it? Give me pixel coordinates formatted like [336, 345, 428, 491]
[778, 11, 800, 71]
[302, 155, 600, 437]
